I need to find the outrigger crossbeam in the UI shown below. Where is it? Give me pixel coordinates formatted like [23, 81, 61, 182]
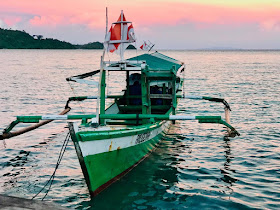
[1, 92, 240, 141]
[1, 113, 240, 140]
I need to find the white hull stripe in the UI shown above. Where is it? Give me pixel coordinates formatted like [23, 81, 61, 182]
[77, 121, 171, 157]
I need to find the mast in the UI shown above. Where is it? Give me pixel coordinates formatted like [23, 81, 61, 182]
[120, 10, 124, 61]
[94, 10, 135, 125]
[93, 7, 108, 126]
[106, 7, 108, 35]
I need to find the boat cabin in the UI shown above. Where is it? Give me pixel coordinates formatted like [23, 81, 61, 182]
[100, 52, 185, 125]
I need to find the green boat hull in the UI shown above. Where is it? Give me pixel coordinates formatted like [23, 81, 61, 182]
[69, 120, 171, 196]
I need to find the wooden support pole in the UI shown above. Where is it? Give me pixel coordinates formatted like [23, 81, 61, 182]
[0, 108, 71, 140]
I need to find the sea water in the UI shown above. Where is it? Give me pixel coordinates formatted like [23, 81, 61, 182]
[0, 50, 279, 209]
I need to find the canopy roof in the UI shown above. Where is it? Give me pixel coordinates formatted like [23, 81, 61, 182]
[128, 52, 182, 71]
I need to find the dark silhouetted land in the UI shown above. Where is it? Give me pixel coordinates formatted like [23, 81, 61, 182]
[0, 28, 136, 49]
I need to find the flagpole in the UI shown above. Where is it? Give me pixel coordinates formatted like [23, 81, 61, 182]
[106, 7, 108, 35]
[93, 7, 108, 125]
[120, 10, 124, 61]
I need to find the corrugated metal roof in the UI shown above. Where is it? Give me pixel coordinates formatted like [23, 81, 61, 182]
[128, 52, 182, 71]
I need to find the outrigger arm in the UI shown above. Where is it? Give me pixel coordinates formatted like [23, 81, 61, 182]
[0, 91, 240, 140]
[0, 108, 71, 140]
[1, 113, 240, 140]
[181, 95, 231, 110]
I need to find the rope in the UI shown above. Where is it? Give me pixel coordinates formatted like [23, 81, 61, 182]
[67, 81, 85, 114]
[2, 139, 6, 148]
[32, 132, 71, 200]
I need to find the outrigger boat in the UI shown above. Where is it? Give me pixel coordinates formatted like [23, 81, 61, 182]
[0, 10, 239, 197]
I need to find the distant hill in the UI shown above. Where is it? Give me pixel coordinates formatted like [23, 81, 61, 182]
[76, 42, 136, 49]
[0, 28, 75, 49]
[0, 28, 136, 50]
[200, 47, 242, 50]
[76, 42, 103, 49]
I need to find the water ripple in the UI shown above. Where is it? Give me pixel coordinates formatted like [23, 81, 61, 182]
[1, 50, 280, 209]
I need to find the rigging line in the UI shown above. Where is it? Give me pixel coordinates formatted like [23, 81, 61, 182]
[67, 81, 85, 114]
[32, 133, 70, 200]
[32, 132, 70, 200]
[2, 139, 6, 148]
[41, 132, 70, 200]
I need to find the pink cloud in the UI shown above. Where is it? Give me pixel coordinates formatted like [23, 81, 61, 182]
[2, 16, 22, 26]
[1, 1, 280, 32]
[29, 15, 65, 26]
[126, 2, 280, 27]
[259, 19, 280, 31]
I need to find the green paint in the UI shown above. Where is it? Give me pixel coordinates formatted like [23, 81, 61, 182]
[80, 126, 166, 193]
[195, 116, 222, 122]
[3, 120, 20, 133]
[77, 120, 165, 141]
[141, 69, 149, 124]
[128, 52, 181, 71]
[100, 70, 106, 125]
[17, 116, 41, 123]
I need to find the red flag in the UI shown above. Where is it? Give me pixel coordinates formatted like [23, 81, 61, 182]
[104, 12, 135, 54]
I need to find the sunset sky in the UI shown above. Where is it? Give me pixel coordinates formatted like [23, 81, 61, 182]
[1, 0, 280, 49]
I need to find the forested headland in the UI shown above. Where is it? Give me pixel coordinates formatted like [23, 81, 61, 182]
[0, 28, 136, 49]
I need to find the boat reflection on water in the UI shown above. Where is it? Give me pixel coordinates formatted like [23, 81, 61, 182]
[220, 137, 238, 191]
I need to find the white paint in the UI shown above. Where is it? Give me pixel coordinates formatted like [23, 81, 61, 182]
[104, 60, 145, 64]
[91, 117, 99, 124]
[169, 115, 196, 120]
[177, 65, 185, 75]
[42, 115, 68, 120]
[104, 67, 142, 71]
[77, 121, 170, 157]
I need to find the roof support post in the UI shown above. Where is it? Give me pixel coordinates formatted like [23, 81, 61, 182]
[162, 83, 167, 105]
[100, 69, 106, 125]
[126, 71, 130, 106]
[147, 78, 152, 116]
[171, 66, 177, 124]
[120, 10, 124, 61]
[141, 67, 149, 124]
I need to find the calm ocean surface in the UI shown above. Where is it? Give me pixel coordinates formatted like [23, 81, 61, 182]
[0, 50, 279, 209]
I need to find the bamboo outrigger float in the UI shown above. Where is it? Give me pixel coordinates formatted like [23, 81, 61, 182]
[0, 10, 239, 197]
